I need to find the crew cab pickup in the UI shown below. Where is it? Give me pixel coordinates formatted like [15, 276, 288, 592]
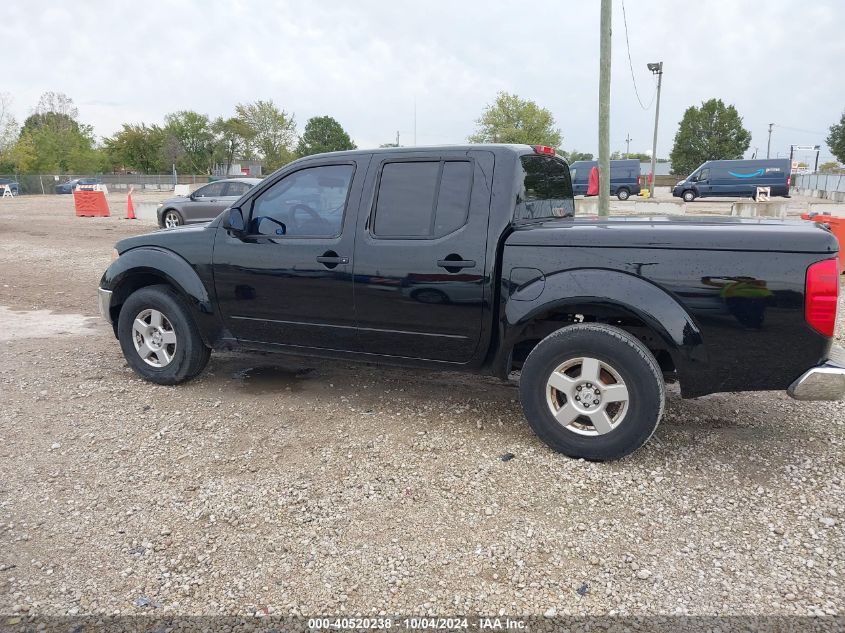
[98, 144, 845, 460]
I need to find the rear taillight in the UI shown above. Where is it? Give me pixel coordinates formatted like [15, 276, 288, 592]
[533, 145, 556, 155]
[787, 175, 792, 188]
[805, 258, 839, 337]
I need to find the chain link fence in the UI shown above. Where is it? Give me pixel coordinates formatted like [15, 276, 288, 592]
[0, 174, 212, 195]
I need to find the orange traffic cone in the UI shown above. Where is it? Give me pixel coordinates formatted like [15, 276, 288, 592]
[126, 187, 136, 220]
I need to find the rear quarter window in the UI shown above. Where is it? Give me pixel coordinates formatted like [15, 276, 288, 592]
[516, 155, 574, 221]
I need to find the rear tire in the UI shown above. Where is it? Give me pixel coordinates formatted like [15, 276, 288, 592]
[616, 187, 630, 201]
[519, 323, 664, 461]
[682, 190, 696, 202]
[162, 210, 183, 229]
[117, 285, 210, 385]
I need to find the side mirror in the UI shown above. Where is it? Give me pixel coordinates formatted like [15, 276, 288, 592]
[222, 207, 246, 236]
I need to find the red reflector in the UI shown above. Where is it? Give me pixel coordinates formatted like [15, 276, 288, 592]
[805, 258, 839, 337]
[533, 145, 555, 155]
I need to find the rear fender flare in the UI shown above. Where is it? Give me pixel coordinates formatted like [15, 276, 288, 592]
[502, 268, 706, 377]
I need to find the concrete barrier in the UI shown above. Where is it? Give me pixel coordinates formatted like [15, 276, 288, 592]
[575, 197, 598, 215]
[730, 201, 788, 219]
[575, 197, 687, 216]
[632, 200, 686, 215]
[134, 202, 160, 225]
[808, 202, 845, 217]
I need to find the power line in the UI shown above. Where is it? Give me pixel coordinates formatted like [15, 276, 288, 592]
[620, 0, 656, 110]
[773, 124, 827, 136]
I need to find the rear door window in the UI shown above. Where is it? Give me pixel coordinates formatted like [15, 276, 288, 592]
[372, 160, 472, 238]
[224, 181, 252, 197]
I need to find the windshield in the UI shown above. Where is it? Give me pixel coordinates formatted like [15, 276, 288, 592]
[515, 155, 575, 220]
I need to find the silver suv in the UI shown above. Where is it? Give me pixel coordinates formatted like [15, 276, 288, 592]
[157, 178, 262, 228]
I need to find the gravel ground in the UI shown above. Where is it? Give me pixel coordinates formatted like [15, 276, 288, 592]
[0, 195, 843, 621]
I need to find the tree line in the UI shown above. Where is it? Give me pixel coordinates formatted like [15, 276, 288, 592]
[0, 92, 356, 175]
[1, 90, 843, 176]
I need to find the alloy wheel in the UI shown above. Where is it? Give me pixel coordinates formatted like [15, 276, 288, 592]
[545, 356, 630, 436]
[132, 308, 177, 368]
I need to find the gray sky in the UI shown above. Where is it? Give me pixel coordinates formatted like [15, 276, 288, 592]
[4, 0, 843, 163]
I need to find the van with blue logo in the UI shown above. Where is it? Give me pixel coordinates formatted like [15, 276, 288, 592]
[672, 159, 790, 202]
[570, 159, 641, 200]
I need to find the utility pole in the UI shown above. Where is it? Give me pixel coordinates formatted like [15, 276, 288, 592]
[396, 130, 400, 147]
[766, 123, 774, 159]
[625, 133, 632, 158]
[598, 0, 612, 216]
[414, 99, 417, 146]
[647, 61, 663, 198]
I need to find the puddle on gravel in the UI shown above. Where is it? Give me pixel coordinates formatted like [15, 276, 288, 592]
[232, 366, 317, 395]
[0, 306, 98, 341]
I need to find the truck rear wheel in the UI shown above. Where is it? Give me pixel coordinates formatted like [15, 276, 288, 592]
[616, 187, 630, 201]
[519, 323, 664, 461]
[117, 285, 211, 385]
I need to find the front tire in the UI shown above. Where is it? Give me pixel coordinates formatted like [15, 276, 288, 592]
[117, 285, 210, 385]
[519, 323, 664, 461]
[682, 190, 696, 202]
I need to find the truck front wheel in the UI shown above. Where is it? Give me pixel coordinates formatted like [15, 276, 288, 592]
[519, 324, 664, 461]
[117, 285, 211, 385]
[682, 190, 696, 202]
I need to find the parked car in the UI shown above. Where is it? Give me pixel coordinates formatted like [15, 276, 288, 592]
[672, 159, 791, 201]
[570, 159, 641, 200]
[55, 177, 101, 194]
[0, 177, 19, 196]
[98, 144, 843, 461]
[157, 178, 262, 228]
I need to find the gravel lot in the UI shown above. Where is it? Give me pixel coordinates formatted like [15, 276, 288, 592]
[0, 194, 843, 621]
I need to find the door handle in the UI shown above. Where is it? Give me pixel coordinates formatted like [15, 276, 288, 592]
[316, 255, 349, 265]
[437, 258, 475, 269]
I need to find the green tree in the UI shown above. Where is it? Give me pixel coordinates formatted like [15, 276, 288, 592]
[236, 100, 297, 171]
[468, 91, 562, 147]
[826, 111, 845, 164]
[819, 160, 843, 173]
[669, 98, 751, 176]
[12, 92, 100, 173]
[213, 116, 255, 175]
[0, 93, 18, 172]
[103, 123, 167, 173]
[564, 150, 594, 162]
[163, 111, 216, 173]
[296, 116, 356, 157]
[610, 150, 651, 161]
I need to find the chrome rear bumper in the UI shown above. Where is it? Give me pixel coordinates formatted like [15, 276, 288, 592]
[788, 345, 845, 401]
[98, 287, 113, 322]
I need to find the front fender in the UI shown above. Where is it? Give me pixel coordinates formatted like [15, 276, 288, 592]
[99, 246, 221, 344]
[499, 268, 706, 380]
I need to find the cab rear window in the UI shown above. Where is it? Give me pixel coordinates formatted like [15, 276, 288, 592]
[516, 155, 574, 221]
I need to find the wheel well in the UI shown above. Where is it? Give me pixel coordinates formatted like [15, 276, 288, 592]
[508, 304, 676, 376]
[109, 273, 177, 331]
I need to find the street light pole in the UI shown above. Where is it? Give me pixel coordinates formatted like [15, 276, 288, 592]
[766, 123, 774, 159]
[647, 61, 663, 198]
[598, 0, 612, 217]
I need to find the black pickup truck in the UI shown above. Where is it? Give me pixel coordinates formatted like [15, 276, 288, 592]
[98, 144, 845, 460]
